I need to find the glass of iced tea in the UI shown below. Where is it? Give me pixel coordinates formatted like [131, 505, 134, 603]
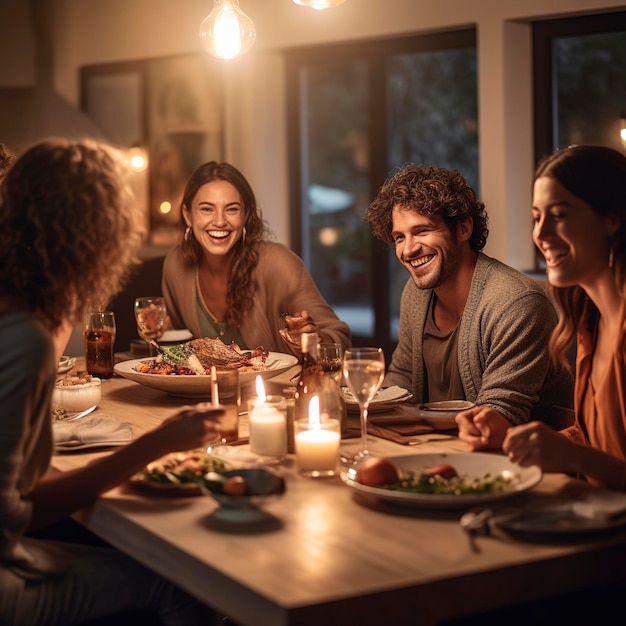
[84, 310, 116, 378]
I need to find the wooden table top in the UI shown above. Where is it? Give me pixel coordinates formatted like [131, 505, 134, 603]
[51, 361, 626, 626]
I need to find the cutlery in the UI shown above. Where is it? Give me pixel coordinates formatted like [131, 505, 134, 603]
[460, 508, 493, 553]
[57, 405, 97, 422]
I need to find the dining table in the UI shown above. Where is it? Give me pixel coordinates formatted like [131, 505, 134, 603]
[51, 357, 626, 626]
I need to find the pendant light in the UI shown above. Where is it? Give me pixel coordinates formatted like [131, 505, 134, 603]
[199, 0, 256, 60]
[292, 0, 347, 9]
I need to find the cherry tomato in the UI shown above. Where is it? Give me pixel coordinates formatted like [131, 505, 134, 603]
[355, 457, 400, 486]
[426, 463, 458, 479]
[223, 475, 247, 496]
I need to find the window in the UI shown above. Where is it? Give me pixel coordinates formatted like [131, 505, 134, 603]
[287, 30, 477, 355]
[533, 11, 626, 161]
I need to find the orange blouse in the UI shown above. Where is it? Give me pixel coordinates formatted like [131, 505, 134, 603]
[573, 300, 626, 489]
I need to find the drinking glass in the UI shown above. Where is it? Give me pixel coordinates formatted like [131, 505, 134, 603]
[134, 297, 167, 343]
[318, 342, 342, 384]
[84, 310, 116, 378]
[342, 347, 385, 465]
[278, 313, 307, 348]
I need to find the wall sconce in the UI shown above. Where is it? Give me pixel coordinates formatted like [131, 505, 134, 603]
[292, 0, 347, 8]
[199, 0, 256, 60]
[620, 112, 626, 148]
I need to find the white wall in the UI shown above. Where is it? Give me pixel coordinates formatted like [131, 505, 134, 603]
[5, 0, 626, 267]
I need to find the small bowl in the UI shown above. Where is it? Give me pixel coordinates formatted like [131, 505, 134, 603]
[52, 374, 102, 412]
[200, 469, 286, 509]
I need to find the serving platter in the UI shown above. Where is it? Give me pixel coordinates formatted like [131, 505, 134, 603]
[341, 452, 542, 510]
[57, 355, 76, 374]
[114, 352, 299, 398]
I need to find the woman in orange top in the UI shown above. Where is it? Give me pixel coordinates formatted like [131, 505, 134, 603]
[457, 145, 626, 490]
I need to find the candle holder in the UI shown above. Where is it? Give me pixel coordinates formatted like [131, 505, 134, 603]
[295, 418, 341, 477]
[247, 395, 288, 464]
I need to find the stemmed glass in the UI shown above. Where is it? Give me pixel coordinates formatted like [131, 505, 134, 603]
[134, 297, 167, 344]
[278, 313, 307, 348]
[342, 347, 385, 465]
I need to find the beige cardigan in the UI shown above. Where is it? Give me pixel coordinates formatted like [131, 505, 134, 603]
[162, 241, 351, 357]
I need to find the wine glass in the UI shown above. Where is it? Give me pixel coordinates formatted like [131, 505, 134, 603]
[342, 347, 385, 465]
[278, 313, 307, 348]
[134, 297, 167, 344]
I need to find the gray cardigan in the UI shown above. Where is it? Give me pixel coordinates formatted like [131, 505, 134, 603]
[385, 253, 574, 425]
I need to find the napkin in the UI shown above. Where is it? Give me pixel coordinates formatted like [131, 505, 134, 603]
[53, 415, 133, 447]
[572, 490, 626, 521]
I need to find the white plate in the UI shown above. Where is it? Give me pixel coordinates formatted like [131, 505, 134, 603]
[57, 356, 76, 374]
[114, 352, 299, 398]
[160, 329, 193, 343]
[420, 401, 475, 412]
[342, 386, 412, 413]
[341, 452, 542, 509]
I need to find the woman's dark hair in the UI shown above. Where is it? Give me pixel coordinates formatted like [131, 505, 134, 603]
[178, 161, 269, 328]
[534, 145, 626, 369]
[364, 164, 489, 253]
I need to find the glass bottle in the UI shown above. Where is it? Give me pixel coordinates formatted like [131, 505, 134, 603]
[294, 332, 323, 422]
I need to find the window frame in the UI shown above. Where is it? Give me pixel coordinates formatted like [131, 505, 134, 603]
[285, 29, 477, 353]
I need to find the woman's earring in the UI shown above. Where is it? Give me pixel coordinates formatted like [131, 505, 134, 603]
[242, 226, 247, 245]
[609, 244, 615, 270]
[184, 226, 191, 242]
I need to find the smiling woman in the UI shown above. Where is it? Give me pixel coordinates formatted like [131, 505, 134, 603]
[161, 160, 351, 357]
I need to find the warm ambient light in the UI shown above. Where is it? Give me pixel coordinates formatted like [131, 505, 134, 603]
[199, 0, 256, 60]
[292, 0, 347, 9]
[128, 145, 147, 172]
[620, 112, 626, 148]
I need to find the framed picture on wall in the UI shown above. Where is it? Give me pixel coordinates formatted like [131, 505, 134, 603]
[81, 53, 224, 246]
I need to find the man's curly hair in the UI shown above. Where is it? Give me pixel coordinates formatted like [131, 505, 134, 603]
[0, 139, 146, 331]
[364, 164, 489, 252]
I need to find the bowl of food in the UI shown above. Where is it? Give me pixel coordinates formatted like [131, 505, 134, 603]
[200, 469, 286, 509]
[52, 372, 101, 413]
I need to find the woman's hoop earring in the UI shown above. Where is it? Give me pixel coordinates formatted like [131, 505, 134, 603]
[184, 226, 191, 243]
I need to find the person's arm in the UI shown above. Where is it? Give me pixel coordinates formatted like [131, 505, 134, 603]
[468, 290, 563, 425]
[503, 421, 626, 491]
[28, 404, 223, 530]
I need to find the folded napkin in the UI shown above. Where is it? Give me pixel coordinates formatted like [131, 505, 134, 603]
[572, 490, 626, 521]
[53, 415, 133, 447]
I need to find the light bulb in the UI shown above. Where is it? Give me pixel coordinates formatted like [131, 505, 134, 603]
[128, 145, 147, 172]
[199, 0, 256, 60]
[292, 0, 347, 9]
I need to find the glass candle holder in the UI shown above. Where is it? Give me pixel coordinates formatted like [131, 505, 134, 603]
[295, 418, 340, 477]
[247, 395, 287, 464]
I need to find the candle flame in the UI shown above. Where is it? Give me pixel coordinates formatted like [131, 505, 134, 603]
[308, 395, 321, 426]
[255, 375, 266, 402]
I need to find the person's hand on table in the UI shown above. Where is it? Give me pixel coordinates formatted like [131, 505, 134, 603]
[456, 405, 511, 450]
[502, 421, 573, 471]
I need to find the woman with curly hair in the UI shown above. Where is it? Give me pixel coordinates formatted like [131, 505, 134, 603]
[0, 139, 222, 624]
[161, 161, 351, 355]
[365, 164, 573, 440]
[463, 145, 626, 491]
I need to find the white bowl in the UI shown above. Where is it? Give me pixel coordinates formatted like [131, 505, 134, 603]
[52, 375, 102, 412]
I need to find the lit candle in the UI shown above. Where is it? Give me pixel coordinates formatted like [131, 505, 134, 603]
[248, 376, 287, 459]
[295, 396, 340, 475]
